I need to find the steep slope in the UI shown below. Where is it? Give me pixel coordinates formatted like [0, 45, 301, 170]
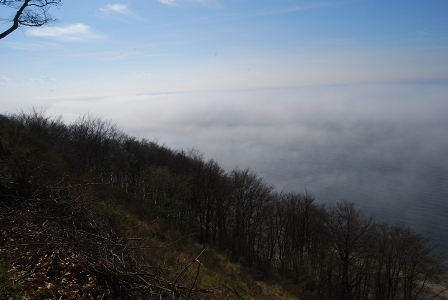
[1, 111, 446, 300]
[0, 112, 300, 299]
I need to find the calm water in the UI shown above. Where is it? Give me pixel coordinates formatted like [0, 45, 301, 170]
[256, 143, 448, 255]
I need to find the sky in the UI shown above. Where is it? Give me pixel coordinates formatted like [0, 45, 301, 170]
[1, 0, 447, 106]
[1, 1, 448, 248]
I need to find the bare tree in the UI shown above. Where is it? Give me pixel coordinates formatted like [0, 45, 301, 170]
[228, 168, 273, 265]
[0, 0, 62, 39]
[327, 201, 374, 300]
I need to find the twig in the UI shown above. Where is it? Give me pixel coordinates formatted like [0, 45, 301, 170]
[428, 286, 448, 300]
[222, 283, 246, 300]
[187, 259, 202, 298]
[173, 248, 205, 286]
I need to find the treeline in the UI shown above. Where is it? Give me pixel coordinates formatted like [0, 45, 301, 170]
[1, 110, 446, 299]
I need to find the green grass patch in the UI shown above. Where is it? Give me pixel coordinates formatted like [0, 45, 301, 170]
[0, 261, 26, 299]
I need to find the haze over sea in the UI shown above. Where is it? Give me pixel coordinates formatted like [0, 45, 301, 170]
[44, 81, 448, 256]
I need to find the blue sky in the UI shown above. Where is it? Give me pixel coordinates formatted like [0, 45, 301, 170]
[1, 0, 448, 108]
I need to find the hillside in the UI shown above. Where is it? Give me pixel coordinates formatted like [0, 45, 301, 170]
[0, 110, 446, 299]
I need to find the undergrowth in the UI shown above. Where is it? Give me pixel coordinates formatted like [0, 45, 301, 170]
[0, 261, 26, 299]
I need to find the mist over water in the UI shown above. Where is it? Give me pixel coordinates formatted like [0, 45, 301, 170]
[49, 81, 448, 255]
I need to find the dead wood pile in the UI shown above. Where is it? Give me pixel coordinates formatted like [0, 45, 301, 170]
[0, 181, 212, 299]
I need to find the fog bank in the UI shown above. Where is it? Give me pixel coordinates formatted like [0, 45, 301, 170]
[48, 81, 448, 250]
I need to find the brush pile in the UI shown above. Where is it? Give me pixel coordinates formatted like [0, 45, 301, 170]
[0, 180, 212, 299]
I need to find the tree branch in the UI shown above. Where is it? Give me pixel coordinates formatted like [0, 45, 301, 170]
[0, 0, 61, 39]
[0, 0, 29, 39]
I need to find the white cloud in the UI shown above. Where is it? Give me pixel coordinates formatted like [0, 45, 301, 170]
[193, 0, 219, 8]
[159, 0, 176, 5]
[159, 0, 219, 8]
[100, 3, 135, 16]
[29, 76, 59, 85]
[26, 23, 102, 42]
[0, 76, 11, 86]
[417, 31, 430, 36]
[132, 72, 153, 80]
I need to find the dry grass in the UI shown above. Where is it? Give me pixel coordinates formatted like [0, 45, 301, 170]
[89, 198, 301, 299]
